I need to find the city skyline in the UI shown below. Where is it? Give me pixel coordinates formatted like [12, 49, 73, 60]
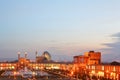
[0, 0, 120, 62]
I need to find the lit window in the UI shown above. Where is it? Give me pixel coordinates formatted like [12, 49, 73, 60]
[102, 66, 104, 70]
[113, 66, 115, 71]
[92, 66, 95, 69]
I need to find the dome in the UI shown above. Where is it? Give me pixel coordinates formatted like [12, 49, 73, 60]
[42, 51, 51, 61]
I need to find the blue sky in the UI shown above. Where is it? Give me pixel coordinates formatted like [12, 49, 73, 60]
[0, 0, 120, 62]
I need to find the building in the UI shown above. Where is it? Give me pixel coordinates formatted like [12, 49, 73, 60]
[87, 64, 120, 80]
[84, 51, 101, 65]
[73, 51, 101, 73]
[1, 50, 120, 79]
[73, 51, 120, 80]
[0, 62, 17, 70]
[74, 51, 101, 65]
[0, 51, 73, 71]
[36, 51, 51, 63]
[42, 51, 51, 61]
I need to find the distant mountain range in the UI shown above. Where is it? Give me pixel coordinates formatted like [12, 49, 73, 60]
[0, 57, 17, 62]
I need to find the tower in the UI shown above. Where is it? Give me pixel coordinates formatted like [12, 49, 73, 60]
[25, 52, 27, 59]
[36, 51, 38, 57]
[18, 52, 20, 60]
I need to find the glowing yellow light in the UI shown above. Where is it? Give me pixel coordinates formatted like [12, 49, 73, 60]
[21, 62, 23, 64]
[111, 72, 116, 77]
[106, 70, 109, 73]
[32, 72, 36, 76]
[36, 66, 38, 69]
[70, 71, 74, 76]
[98, 71, 104, 76]
[14, 71, 16, 75]
[40, 66, 44, 69]
[12, 66, 15, 69]
[91, 70, 95, 74]
[0, 67, 3, 70]
[52, 66, 60, 69]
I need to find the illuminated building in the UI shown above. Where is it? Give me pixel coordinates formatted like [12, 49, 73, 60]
[74, 55, 89, 72]
[74, 51, 101, 65]
[0, 51, 73, 71]
[28, 62, 73, 70]
[84, 51, 101, 65]
[17, 52, 30, 69]
[73, 51, 120, 80]
[0, 63, 17, 70]
[1, 50, 120, 79]
[73, 51, 101, 73]
[87, 65, 120, 80]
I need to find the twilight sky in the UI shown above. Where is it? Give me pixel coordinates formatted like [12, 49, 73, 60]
[0, 0, 120, 62]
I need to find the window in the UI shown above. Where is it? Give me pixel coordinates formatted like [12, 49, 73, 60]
[102, 66, 104, 70]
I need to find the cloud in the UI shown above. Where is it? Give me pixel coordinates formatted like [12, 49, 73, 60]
[101, 32, 120, 62]
[111, 32, 120, 37]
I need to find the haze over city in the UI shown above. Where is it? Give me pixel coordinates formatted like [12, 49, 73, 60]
[0, 0, 120, 62]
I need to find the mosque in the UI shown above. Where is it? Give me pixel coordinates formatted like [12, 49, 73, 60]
[0, 50, 120, 79]
[36, 51, 52, 63]
[0, 51, 73, 70]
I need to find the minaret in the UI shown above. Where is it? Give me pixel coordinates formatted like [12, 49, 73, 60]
[36, 51, 38, 57]
[18, 52, 20, 60]
[25, 52, 27, 59]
